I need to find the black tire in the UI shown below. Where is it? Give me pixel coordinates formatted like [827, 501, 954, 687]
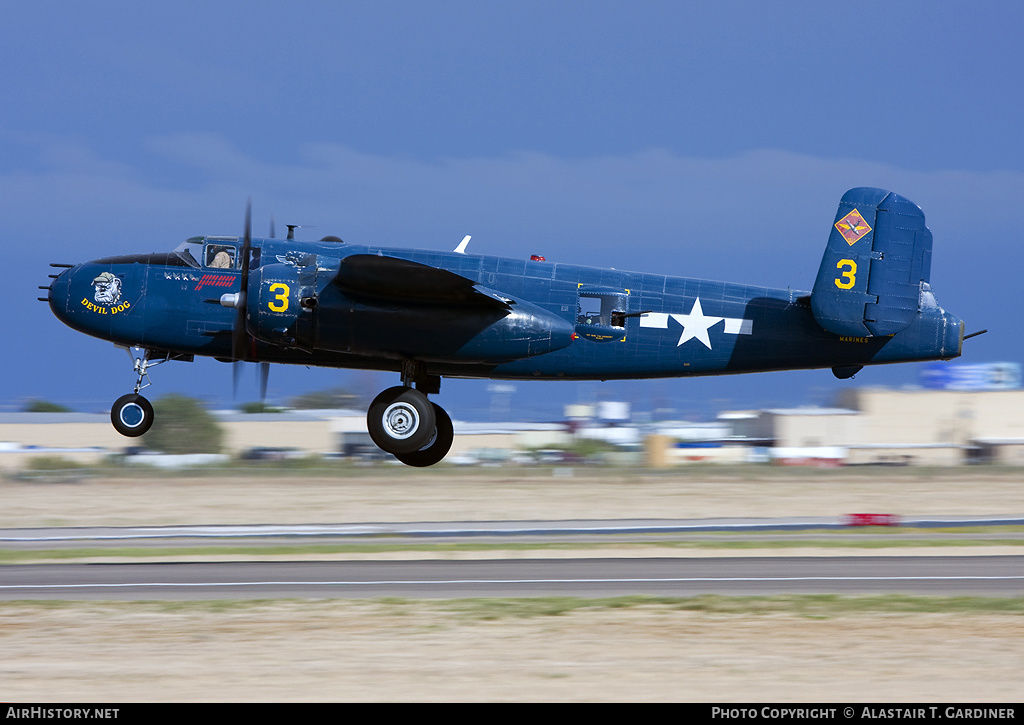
[110, 393, 154, 437]
[367, 386, 436, 454]
[394, 404, 454, 468]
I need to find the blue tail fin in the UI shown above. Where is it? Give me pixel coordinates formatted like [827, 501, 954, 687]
[811, 188, 933, 337]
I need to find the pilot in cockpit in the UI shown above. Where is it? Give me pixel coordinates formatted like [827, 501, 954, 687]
[206, 246, 235, 269]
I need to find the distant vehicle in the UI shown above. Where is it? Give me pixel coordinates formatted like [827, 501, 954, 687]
[45, 188, 974, 466]
[339, 433, 391, 462]
[239, 446, 304, 461]
[533, 449, 570, 464]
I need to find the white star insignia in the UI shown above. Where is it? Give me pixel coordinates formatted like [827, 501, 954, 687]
[670, 297, 723, 349]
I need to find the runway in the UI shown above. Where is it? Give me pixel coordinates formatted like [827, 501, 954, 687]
[3, 516, 1022, 600]
[2, 556, 1022, 600]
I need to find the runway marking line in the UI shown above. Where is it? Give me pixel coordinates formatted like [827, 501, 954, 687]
[3, 575, 1024, 590]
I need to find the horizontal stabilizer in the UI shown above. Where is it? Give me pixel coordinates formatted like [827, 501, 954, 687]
[811, 188, 933, 337]
[333, 254, 511, 309]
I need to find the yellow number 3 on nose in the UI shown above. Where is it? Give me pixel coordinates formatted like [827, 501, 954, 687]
[268, 282, 290, 312]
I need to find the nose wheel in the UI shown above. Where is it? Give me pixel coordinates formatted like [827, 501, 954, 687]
[111, 393, 154, 437]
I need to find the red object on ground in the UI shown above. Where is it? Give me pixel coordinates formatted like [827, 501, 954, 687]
[844, 513, 902, 526]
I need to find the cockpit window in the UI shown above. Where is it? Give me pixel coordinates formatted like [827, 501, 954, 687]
[172, 237, 249, 270]
[205, 244, 237, 269]
[172, 239, 204, 268]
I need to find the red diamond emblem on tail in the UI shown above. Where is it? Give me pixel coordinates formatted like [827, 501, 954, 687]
[835, 209, 871, 246]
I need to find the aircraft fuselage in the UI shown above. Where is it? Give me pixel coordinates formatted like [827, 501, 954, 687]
[49, 239, 962, 382]
[43, 188, 967, 466]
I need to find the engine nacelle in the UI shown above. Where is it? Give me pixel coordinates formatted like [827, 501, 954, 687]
[246, 266, 573, 362]
[246, 252, 575, 363]
[246, 262, 317, 348]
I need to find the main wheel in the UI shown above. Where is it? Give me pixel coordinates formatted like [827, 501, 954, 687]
[367, 386, 436, 454]
[395, 404, 454, 468]
[110, 393, 154, 437]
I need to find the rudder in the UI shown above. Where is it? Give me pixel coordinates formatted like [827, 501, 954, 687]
[811, 187, 933, 337]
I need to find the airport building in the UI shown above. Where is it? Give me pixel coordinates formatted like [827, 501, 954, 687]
[716, 388, 1024, 467]
[2, 376, 1023, 469]
[0, 409, 570, 469]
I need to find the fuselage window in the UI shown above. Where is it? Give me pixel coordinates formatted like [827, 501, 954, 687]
[578, 296, 603, 326]
[578, 292, 627, 328]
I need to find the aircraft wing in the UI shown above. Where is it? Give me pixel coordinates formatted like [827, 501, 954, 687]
[333, 254, 513, 310]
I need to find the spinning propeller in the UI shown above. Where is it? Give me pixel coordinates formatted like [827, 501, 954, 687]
[229, 201, 271, 401]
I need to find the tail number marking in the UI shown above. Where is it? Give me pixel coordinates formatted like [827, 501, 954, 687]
[835, 259, 857, 290]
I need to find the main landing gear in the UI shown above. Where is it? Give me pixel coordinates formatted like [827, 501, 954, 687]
[366, 367, 453, 467]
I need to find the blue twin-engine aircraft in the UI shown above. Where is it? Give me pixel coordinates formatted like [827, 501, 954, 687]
[45, 188, 970, 466]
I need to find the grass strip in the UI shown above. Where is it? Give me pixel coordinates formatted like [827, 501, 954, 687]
[1, 594, 1022, 618]
[1, 535, 1023, 564]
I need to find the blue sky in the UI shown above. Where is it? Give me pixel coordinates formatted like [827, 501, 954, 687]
[2, 1, 1020, 420]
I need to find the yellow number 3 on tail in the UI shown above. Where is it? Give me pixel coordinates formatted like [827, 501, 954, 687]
[835, 259, 857, 289]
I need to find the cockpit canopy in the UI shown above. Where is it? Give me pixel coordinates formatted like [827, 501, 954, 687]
[173, 236, 242, 270]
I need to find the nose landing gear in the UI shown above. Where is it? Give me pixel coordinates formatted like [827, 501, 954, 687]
[108, 347, 191, 438]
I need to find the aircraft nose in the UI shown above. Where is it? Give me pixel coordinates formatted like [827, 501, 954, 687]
[45, 263, 79, 324]
[47, 259, 146, 345]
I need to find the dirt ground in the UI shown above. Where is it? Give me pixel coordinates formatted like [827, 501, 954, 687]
[3, 468, 1024, 527]
[1, 602, 1022, 702]
[1, 469, 1022, 702]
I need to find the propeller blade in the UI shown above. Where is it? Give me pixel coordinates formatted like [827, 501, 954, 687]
[259, 362, 270, 402]
[230, 201, 269, 403]
[241, 199, 252, 279]
[270, 215, 276, 239]
[231, 200, 253, 365]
